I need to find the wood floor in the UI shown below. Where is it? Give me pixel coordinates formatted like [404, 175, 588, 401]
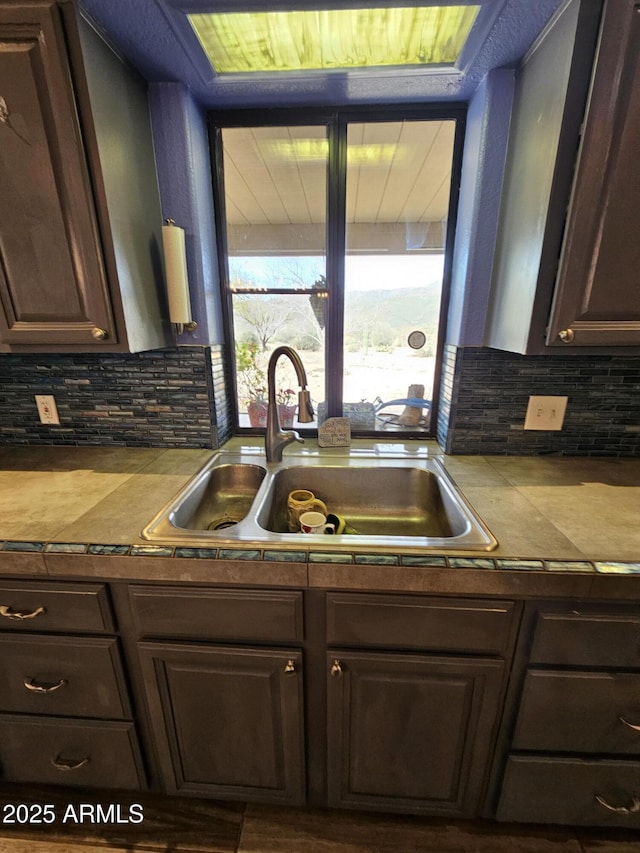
[0, 787, 637, 852]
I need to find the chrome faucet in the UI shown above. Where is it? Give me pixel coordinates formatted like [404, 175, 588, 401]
[265, 346, 314, 463]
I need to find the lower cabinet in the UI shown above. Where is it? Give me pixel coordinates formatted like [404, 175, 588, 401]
[0, 580, 145, 790]
[327, 651, 505, 816]
[494, 602, 640, 827]
[137, 643, 305, 804]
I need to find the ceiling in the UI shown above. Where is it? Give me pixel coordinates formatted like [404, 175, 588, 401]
[79, 0, 565, 109]
[223, 120, 455, 255]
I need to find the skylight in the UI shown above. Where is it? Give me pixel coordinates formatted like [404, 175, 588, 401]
[188, 6, 480, 74]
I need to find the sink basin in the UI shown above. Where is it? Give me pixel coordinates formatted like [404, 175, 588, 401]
[142, 452, 496, 551]
[157, 462, 266, 533]
[257, 466, 456, 537]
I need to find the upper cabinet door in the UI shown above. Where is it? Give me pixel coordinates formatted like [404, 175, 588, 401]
[0, 1, 116, 346]
[547, 0, 640, 347]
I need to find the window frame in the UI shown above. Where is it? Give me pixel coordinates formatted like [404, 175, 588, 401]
[208, 103, 467, 437]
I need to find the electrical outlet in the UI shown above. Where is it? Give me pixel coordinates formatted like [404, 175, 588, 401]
[35, 395, 60, 425]
[524, 395, 568, 431]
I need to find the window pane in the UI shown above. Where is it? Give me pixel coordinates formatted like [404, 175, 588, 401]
[233, 294, 325, 428]
[343, 119, 455, 433]
[220, 125, 328, 428]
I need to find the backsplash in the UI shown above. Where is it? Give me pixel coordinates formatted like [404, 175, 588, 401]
[439, 345, 640, 456]
[0, 347, 232, 448]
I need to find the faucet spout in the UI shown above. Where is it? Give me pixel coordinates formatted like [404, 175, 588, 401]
[265, 346, 314, 463]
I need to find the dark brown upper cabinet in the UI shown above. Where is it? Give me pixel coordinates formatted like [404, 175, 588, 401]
[0, 1, 170, 352]
[486, 0, 640, 354]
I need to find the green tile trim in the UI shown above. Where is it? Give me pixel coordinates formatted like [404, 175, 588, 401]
[354, 554, 400, 565]
[88, 544, 131, 555]
[448, 557, 495, 569]
[218, 548, 262, 561]
[309, 552, 354, 564]
[401, 555, 447, 567]
[594, 561, 640, 574]
[263, 550, 307, 562]
[3, 541, 45, 552]
[44, 543, 88, 554]
[175, 547, 219, 559]
[130, 545, 174, 557]
[545, 560, 594, 573]
[495, 559, 544, 571]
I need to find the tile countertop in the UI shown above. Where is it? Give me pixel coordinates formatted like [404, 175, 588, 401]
[0, 440, 638, 594]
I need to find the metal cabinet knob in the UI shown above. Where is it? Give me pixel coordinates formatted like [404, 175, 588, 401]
[91, 327, 109, 341]
[330, 659, 343, 676]
[619, 715, 640, 732]
[0, 605, 45, 620]
[284, 659, 296, 674]
[558, 328, 575, 343]
[24, 678, 67, 694]
[51, 755, 89, 772]
[595, 794, 640, 815]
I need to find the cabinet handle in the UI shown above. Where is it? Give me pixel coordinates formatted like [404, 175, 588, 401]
[24, 678, 67, 694]
[595, 794, 640, 815]
[50, 755, 89, 772]
[619, 716, 640, 732]
[0, 605, 46, 621]
[558, 328, 575, 343]
[330, 659, 343, 676]
[91, 327, 109, 341]
[284, 659, 296, 674]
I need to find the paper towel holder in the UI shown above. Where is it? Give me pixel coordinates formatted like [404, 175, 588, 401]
[162, 219, 198, 334]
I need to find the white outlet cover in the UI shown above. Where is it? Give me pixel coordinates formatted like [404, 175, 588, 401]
[524, 396, 568, 431]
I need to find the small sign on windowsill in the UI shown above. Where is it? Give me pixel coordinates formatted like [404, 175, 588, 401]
[318, 417, 351, 447]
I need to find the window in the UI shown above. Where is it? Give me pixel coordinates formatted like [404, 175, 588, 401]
[211, 106, 464, 436]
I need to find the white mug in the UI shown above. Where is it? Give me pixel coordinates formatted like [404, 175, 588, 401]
[299, 511, 335, 534]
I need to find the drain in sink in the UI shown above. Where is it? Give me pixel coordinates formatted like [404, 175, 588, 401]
[207, 515, 240, 531]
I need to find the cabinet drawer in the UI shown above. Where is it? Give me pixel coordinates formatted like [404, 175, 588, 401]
[497, 755, 640, 827]
[513, 670, 640, 754]
[530, 609, 640, 668]
[130, 586, 304, 643]
[327, 593, 515, 655]
[0, 581, 114, 633]
[0, 635, 130, 719]
[0, 715, 145, 791]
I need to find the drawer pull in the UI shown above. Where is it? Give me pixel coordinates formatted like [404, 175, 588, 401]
[24, 678, 67, 694]
[619, 716, 640, 732]
[0, 605, 46, 621]
[595, 794, 640, 815]
[51, 755, 89, 772]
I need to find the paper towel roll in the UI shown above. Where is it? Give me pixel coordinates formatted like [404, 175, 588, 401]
[162, 222, 193, 325]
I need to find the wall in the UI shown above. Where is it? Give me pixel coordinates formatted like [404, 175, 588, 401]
[0, 347, 233, 449]
[438, 346, 640, 456]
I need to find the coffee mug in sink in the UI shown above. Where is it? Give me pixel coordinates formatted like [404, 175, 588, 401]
[299, 511, 335, 534]
[287, 489, 328, 532]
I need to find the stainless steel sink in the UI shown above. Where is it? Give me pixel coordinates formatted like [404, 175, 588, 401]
[142, 452, 497, 551]
[257, 466, 455, 537]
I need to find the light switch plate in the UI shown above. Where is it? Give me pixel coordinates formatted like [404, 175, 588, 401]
[524, 396, 568, 431]
[35, 395, 60, 425]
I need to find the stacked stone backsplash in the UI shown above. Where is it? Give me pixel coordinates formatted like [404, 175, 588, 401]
[439, 345, 640, 456]
[0, 346, 232, 449]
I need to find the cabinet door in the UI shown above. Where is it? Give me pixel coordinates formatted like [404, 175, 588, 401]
[327, 651, 504, 816]
[547, 0, 640, 346]
[138, 643, 305, 805]
[0, 2, 116, 346]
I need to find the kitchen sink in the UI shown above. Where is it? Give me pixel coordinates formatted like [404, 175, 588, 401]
[142, 452, 496, 551]
[256, 466, 455, 537]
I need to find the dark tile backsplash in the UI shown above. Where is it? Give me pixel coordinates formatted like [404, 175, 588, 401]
[438, 345, 640, 456]
[0, 347, 230, 448]
[0, 342, 638, 455]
